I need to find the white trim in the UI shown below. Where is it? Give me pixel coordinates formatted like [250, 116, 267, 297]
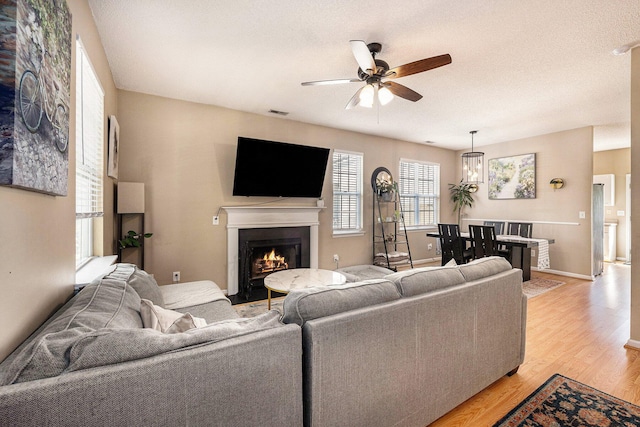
[463, 218, 580, 226]
[625, 339, 640, 350]
[531, 267, 593, 281]
[222, 206, 322, 295]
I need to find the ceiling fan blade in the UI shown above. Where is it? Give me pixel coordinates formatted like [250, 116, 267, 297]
[301, 78, 361, 86]
[384, 81, 423, 102]
[345, 86, 365, 109]
[349, 40, 376, 75]
[387, 54, 452, 79]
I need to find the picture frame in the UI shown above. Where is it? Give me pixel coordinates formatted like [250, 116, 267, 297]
[107, 115, 120, 179]
[488, 153, 536, 199]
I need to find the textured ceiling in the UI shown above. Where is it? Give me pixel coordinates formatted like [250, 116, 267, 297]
[87, 0, 640, 151]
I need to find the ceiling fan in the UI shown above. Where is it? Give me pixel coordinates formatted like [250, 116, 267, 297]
[301, 40, 451, 109]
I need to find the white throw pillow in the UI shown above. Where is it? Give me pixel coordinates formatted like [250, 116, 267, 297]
[140, 299, 207, 333]
[444, 258, 457, 267]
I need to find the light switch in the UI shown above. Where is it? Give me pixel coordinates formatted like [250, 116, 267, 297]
[617, 210, 625, 216]
[579, 211, 586, 219]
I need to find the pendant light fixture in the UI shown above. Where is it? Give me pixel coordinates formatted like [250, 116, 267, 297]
[462, 130, 484, 184]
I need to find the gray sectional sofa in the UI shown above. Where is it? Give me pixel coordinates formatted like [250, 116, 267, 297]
[285, 256, 526, 427]
[0, 257, 525, 427]
[0, 264, 303, 426]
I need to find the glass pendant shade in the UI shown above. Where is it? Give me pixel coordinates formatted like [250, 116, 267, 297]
[461, 131, 484, 184]
[359, 84, 375, 108]
[378, 85, 394, 105]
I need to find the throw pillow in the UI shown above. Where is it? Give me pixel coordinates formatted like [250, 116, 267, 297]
[140, 299, 207, 334]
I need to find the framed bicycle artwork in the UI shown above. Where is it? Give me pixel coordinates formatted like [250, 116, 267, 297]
[0, 0, 72, 196]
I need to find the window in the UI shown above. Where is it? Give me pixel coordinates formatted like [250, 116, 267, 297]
[75, 39, 104, 267]
[332, 151, 363, 234]
[398, 159, 440, 228]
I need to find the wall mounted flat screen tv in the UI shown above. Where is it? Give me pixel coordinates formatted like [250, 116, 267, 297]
[232, 137, 330, 198]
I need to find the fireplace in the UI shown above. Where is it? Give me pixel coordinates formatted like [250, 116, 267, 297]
[223, 206, 322, 296]
[238, 227, 311, 299]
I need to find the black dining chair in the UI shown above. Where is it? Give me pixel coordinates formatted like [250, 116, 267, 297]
[437, 223, 473, 265]
[483, 221, 505, 235]
[506, 222, 533, 238]
[469, 225, 499, 259]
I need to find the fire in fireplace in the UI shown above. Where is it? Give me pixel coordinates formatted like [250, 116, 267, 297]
[238, 227, 311, 300]
[253, 248, 289, 277]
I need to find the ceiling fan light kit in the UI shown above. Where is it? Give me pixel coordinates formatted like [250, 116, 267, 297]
[301, 40, 451, 109]
[462, 130, 484, 184]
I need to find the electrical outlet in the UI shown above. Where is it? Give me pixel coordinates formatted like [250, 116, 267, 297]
[213, 216, 219, 225]
[333, 254, 340, 262]
[428, 243, 433, 250]
[172, 271, 180, 282]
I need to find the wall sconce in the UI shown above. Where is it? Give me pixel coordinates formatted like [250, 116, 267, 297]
[549, 178, 564, 190]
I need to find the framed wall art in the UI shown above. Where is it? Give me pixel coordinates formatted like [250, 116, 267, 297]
[488, 153, 536, 199]
[0, 0, 72, 196]
[107, 115, 119, 179]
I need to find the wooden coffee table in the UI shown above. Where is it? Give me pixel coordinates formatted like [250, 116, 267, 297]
[263, 268, 347, 309]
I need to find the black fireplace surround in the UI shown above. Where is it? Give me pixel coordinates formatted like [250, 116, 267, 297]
[238, 226, 311, 300]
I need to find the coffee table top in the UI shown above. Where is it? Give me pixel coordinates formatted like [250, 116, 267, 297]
[263, 268, 347, 294]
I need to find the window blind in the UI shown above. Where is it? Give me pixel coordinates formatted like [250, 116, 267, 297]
[75, 42, 104, 219]
[398, 160, 439, 227]
[332, 151, 363, 232]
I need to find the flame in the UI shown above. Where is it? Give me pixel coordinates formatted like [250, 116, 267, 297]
[263, 249, 285, 262]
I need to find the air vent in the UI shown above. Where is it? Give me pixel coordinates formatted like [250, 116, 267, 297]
[424, 140, 436, 144]
[268, 109, 289, 116]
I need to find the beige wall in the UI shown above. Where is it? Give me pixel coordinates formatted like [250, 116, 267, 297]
[593, 148, 631, 260]
[0, 0, 117, 361]
[116, 90, 458, 287]
[453, 127, 594, 277]
[630, 47, 640, 343]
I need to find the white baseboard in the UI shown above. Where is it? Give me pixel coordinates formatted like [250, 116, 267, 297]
[625, 339, 640, 350]
[531, 267, 592, 281]
[411, 257, 440, 266]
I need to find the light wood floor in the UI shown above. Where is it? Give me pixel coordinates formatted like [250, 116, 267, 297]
[428, 262, 640, 426]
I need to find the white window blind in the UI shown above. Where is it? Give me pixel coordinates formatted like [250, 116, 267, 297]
[398, 159, 439, 228]
[332, 151, 363, 233]
[75, 40, 104, 265]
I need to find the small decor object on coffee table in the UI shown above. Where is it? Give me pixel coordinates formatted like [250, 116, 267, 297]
[263, 268, 347, 309]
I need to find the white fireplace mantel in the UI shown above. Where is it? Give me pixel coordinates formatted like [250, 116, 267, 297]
[222, 206, 322, 295]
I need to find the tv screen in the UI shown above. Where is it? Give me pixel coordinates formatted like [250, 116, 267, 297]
[232, 137, 330, 198]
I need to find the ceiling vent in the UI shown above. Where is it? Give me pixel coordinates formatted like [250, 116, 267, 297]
[268, 109, 289, 116]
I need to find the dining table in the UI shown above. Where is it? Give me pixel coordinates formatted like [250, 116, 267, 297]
[426, 232, 555, 281]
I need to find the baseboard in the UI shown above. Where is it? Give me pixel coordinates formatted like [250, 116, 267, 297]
[625, 339, 640, 351]
[411, 257, 440, 266]
[531, 267, 592, 281]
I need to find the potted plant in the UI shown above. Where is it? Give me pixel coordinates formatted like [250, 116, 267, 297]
[375, 176, 397, 202]
[448, 180, 475, 226]
[118, 230, 153, 249]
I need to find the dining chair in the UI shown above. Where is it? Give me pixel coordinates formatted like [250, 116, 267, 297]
[469, 225, 499, 259]
[483, 221, 505, 235]
[506, 222, 533, 238]
[437, 223, 472, 265]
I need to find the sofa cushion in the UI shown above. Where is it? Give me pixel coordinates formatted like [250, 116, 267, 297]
[160, 280, 227, 310]
[385, 265, 465, 297]
[0, 278, 142, 385]
[140, 299, 207, 333]
[281, 279, 401, 326]
[336, 265, 395, 282]
[66, 311, 284, 373]
[457, 256, 513, 282]
[99, 263, 165, 307]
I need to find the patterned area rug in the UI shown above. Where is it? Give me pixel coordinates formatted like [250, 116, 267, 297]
[522, 277, 565, 298]
[233, 298, 283, 318]
[493, 374, 640, 426]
